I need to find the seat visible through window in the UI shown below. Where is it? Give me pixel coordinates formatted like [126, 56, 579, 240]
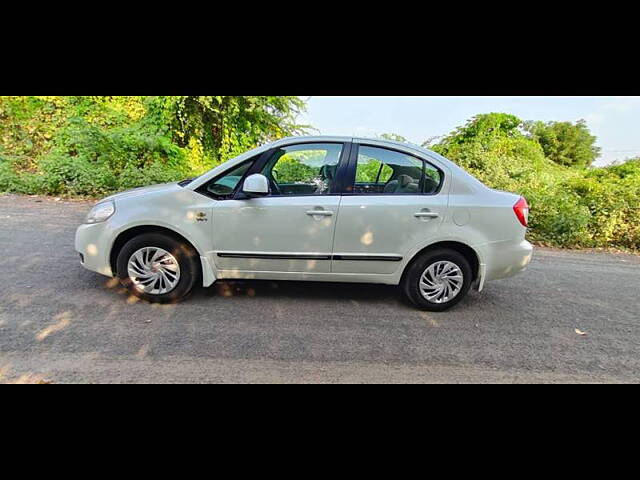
[354, 145, 441, 195]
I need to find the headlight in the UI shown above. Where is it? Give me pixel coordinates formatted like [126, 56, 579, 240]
[85, 201, 115, 224]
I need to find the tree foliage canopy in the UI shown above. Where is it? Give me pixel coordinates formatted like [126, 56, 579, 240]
[164, 96, 307, 160]
[524, 119, 600, 167]
[0, 96, 307, 196]
[1, 101, 638, 250]
[428, 113, 638, 250]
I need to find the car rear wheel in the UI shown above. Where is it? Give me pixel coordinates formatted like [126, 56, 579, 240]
[116, 233, 199, 303]
[402, 248, 472, 311]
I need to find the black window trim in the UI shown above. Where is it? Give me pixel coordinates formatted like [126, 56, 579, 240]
[194, 150, 271, 201]
[341, 142, 445, 197]
[233, 140, 352, 200]
[193, 140, 443, 200]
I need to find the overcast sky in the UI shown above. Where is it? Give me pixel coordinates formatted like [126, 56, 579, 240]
[298, 96, 640, 166]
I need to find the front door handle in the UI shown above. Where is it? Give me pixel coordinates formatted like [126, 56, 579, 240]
[306, 210, 333, 216]
[414, 212, 439, 218]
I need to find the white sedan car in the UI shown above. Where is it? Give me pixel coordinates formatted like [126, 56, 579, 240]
[76, 136, 533, 311]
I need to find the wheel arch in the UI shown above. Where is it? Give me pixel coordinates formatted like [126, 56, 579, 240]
[402, 240, 481, 284]
[109, 225, 203, 277]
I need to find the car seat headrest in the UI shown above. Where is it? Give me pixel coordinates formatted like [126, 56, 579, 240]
[398, 174, 413, 187]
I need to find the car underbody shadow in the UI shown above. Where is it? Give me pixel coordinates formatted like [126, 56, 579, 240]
[192, 279, 403, 304]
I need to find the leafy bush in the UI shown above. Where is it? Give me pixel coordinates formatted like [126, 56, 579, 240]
[1, 102, 638, 251]
[0, 154, 44, 194]
[431, 113, 640, 250]
[0, 96, 307, 197]
[523, 186, 593, 246]
[563, 160, 640, 249]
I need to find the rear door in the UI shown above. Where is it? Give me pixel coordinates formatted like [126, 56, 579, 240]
[331, 142, 449, 274]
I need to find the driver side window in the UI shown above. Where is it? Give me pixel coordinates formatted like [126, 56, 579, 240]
[260, 143, 343, 196]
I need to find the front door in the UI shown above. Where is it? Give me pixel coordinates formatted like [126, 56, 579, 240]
[332, 143, 448, 275]
[212, 142, 348, 273]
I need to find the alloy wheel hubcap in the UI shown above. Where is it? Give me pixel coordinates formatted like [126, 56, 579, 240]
[419, 260, 463, 303]
[127, 247, 180, 295]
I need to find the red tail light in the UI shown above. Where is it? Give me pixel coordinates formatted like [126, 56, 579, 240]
[513, 196, 529, 227]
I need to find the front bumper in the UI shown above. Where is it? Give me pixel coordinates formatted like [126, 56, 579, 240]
[75, 222, 114, 277]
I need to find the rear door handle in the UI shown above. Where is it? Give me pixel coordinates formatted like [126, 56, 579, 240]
[306, 210, 333, 216]
[414, 212, 439, 218]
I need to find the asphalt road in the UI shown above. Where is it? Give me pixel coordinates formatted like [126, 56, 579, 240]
[1, 194, 639, 383]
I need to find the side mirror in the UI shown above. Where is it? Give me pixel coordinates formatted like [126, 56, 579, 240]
[242, 173, 269, 197]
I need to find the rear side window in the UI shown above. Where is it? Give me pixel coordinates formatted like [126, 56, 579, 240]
[352, 145, 441, 195]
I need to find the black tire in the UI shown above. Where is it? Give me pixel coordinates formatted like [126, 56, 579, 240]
[116, 233, 200, 304]
[402, 248, 472, 311]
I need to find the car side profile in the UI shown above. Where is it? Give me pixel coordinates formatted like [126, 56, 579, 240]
[75, 136, 533, 311]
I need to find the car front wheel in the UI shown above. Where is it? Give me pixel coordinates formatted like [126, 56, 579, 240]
[116, 233, 199, 303]
[402, 248, 472, 311]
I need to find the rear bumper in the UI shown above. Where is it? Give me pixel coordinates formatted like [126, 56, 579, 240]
[478, 239, 533, 285]
[75, 222, 114, 277]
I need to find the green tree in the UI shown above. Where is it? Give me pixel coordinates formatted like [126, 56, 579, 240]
[438, 113, 523, 149]
[421, 135, 442, 148]
[162, 96, 309, 162]
[524, 119, 600, 167]
[0, 96, 309, 196]
[431, 112, 553, 190]
[273, 156, 318, 183]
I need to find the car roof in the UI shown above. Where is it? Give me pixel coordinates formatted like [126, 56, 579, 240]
[274, 135, 423, 151]
[270, 135, 353, 145]
[272, 135, 445, 165]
